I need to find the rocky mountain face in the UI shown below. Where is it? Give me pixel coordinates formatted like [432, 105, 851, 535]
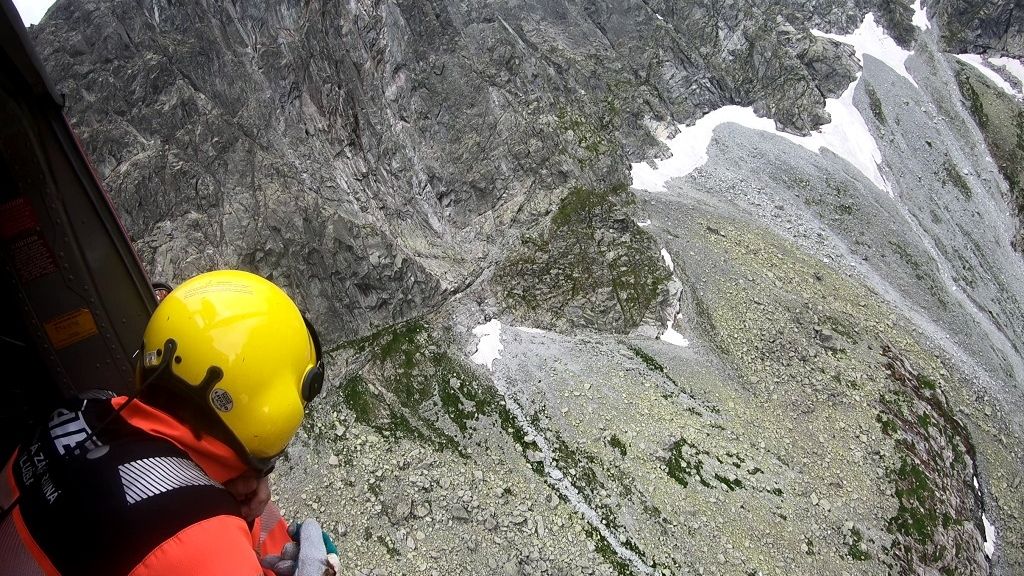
[930, 0, 1024, 56]
[27, 0, 1024, 574]
[30, 0, 886, 340]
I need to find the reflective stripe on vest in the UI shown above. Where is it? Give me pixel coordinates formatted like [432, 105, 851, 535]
[2, 397, 245, 575]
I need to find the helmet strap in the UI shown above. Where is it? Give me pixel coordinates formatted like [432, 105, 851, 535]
[139, 340, 230, 442]
[139, 339, 279, 475]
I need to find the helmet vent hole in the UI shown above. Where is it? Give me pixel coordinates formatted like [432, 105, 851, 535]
[174, 356, 182, 364]
[155, 349, 162, 357]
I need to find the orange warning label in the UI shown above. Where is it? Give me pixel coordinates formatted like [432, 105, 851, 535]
[44, 308, 99, 350]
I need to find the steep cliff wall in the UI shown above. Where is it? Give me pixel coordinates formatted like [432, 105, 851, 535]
[29, 0, 878, 340]
[23, 0, 1024, 574]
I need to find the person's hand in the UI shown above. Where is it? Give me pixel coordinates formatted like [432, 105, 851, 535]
[261, 518, 338, 576]
[260, 540, 299, 576]
[223, 471, 271, 523]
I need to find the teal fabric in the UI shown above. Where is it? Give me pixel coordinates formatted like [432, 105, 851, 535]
[321, 531, 338, 555]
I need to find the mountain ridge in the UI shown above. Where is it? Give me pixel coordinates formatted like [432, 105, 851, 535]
[26, 0, 1024, 573]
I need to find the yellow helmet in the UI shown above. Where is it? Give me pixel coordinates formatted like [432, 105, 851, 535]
[138, 270, 323, 472]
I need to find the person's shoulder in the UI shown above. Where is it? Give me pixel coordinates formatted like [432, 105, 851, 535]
[129, 514, 263, 575]
[82, 446, 244, 572]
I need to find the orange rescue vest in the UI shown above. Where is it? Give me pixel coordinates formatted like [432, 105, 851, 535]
[0, 395, 291, 575]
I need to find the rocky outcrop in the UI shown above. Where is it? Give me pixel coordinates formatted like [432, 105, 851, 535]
[952, 59, 1024, 255]
[32, 0, 459, 340]
[494, 184, 671, 334]
[29, 0, 874, 341]
[930, 0, 1024, 56]
[867, 0, 918, 49]
[880, 346, 987, 575]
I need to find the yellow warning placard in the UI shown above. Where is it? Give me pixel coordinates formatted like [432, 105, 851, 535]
[44, 308, 99, 350]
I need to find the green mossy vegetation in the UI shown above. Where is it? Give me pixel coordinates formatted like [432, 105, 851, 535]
[955, 63, 1024, 251]
[866, 83, 887, 126]
[608, 434, 628, 457]
[549, 434, 653, 576]
[956, 66, 989, 130]
[666, 437, 711, 489]
[626, 344, 675, 383]
[713, 473, 745, 491]
[876, 413, 899, 437]
[880, 347, 978, 571]
[917, 412, 933, 432]
[888, 458, 941, 544]
[556, 96, 621, 167]
[583, 523, 634, 576]
[496, 184, 672, 332]
[336, 320, 529, 455]
[665, 437, 747, 492]
[550, 436, 623, 538]
[848, 527, 870, 561]
[550, 436, 603, 499]
[915, 373, 938, 392]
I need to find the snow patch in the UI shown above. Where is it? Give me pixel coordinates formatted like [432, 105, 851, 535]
[660, 248, 674, 272]
[973, 475, 997, 557]
[990, 56, 1024, 94]
[813, 14, 916, 86]
[470, 320, 503, 370]
[514, 326, 546, 334]
[983, 513, 996, 557]
[636, 219, 652, 227]
[630, 109, 728, 191]
[911, 0, 930, 31]
[815, 82, 890, 192]
[631, 13, 896, 195]
[660, 319, 690, 347]
[631, 95, 888, 193]
[957, 54, 1021, 98]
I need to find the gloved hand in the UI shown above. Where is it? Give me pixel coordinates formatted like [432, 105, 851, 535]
[259, 540, 298, 576]
[260, 518, 339, 576]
